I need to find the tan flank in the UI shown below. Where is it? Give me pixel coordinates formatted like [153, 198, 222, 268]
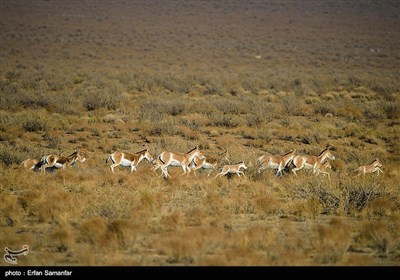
[20, 159, 39, 171]
[157, 146, 203, 178]
[257, 149, 296, 177]
[292, 148, 335, 176]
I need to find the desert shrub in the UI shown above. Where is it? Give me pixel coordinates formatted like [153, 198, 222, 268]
[363, 104, 386, 120]
[381, 101, 400, 119]
[202, 81, 224, 95]
[209, 115, 239, 128]
[152, 73, 195, 94]
[213, 99, 246, 115]
[368, 79, 398, 95]
[287, 177, 391, 216]
[314, 103, 335, 116]
[0, 93, 21, 111]
[22, 117, 46, 132]
[43, 134, 61, 149]
[309, 78, 328, 95]
[282, 96, 301, 116]
[136, 96, 186, 122]
[82, 86, 122, 111]
[246, 114, 262, 127]
[0, 149, 24, 166]
[241, 78, 262, 94]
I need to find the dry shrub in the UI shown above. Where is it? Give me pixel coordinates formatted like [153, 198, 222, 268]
[105, 220, 139, 250]
[49, 223, 74, 253]
[77, 217, 108, 246]
[83, 87, 122, 111]
[353, 220, 400, 259]
[255, 193, 284, 215]
[285, 177, 392, 217]
[312, 218, 353, 264]
[136, 96, 186, 122]
[337, 104, 364, 121]
[0, 148, 25, 167]
[381, 100, 400, 119]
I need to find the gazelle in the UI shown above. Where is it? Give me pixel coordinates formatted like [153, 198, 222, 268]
[40, 149, 86, 174]
[20, 159, 40, 171]
[356, 159, 383, 176]
[191, 155, 217, 177]
[214, 161, 248, 179]
[315, 161, 332, 178]
[291, 148, 335, 176]
[257, 149, 296, 177]
[106, 147, 153, 174]
[157, 146, 202, 178]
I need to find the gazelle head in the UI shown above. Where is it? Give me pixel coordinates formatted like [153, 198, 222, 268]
[373, 158, 382, 167]
[143, 148, 153, 162]
[239, 161, 248, 170]
[325, 150, 335, 161]
[75, 149, 86, 163]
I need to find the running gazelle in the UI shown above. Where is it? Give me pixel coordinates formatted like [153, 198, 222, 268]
[106, 147, 153, 174]
[257, 149, 296, 177]
[40, 149, 86, 174]
[157, 146, 203, 178]
[356, 158, 383, 176]
[291, 148, 335, 176]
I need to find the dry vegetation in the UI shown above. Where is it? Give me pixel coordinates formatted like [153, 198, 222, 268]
[1, 0, 399, 266]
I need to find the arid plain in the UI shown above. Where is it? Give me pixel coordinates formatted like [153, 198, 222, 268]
[1, 1, 399, 265]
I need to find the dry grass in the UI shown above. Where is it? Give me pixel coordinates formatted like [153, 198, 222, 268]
[1, 0, 399, 266]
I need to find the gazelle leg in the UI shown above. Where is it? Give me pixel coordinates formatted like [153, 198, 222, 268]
[180, 165, 187, 176]
[110, 164, 118, 173]
[291, 167, 301, 176]
[40, 160, 55, 174]
[186, 166, 191, 176]
[214, 170, 227, 179]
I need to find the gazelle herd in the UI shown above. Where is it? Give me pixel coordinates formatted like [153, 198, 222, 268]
[20, 145, 384, 178]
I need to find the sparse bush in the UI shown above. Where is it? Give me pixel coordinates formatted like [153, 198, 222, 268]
[136, 96, 186, 122]
[0, 149, 24, 166]
[314, 103, 335, 116]
[381, 101, 400, 119]
[23, 118, 46, 132]
[210, 115, 239, 128]
[83, 87, 122, 111]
